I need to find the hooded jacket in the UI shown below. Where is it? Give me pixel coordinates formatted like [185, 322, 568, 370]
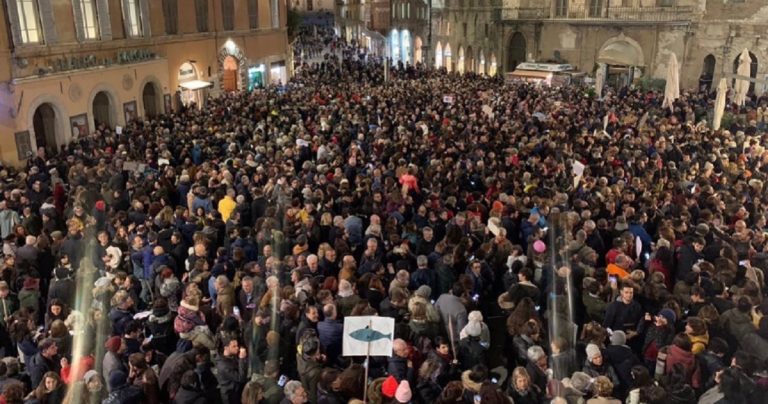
[664, 345, 701, 389]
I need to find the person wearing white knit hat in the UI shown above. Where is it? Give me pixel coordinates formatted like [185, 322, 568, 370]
[459, 310, 490, 346]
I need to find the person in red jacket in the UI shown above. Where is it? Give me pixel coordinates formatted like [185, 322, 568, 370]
[664, 333, 701, 390]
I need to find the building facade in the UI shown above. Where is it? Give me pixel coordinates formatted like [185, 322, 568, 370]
[0, 0, 290, 165]
[431, 0, 768, 90]
[387, 0, 429, 65]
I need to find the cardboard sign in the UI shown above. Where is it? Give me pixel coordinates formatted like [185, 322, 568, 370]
[443, 95, 455, 104]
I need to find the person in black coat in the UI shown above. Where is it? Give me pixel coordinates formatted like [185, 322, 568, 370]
[27, 338, 59, 389]
[173, 370, 207, 404]
[603, 282, 644, 348]
[388, 339, 414, 382]
[676, 237, 704, 283]
[215, 338, 248, 404]
[103, 370, 143, 404]
[47, 266, 74, 308]
[604, 330, 641, 399]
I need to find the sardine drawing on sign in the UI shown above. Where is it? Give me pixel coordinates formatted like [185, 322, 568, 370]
[349, 326, 392, 342]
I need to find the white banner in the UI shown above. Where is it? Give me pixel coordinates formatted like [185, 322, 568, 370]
[342, 316, 395, 357]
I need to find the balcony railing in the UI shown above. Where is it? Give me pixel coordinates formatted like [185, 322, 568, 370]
[500, 5, 693, 22]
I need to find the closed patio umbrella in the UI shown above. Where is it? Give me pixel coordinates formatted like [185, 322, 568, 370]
[662, 53, 680, 112]
[714, 78, 728, 130]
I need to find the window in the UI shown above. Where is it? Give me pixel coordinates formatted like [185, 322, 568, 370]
[588, 0, 603, 17]
[657, 0, 674, 5]
[406, 3, 410, 18]
[554, 0, 567, 17]
[79, 0, 99, 39]
[123, 0, 142, 37]
[162, 0, 178, 34]
[15, 0, 42, 43]
[248, 0, 258, 28]
[195, 0, 208, 32]
[222, 0, 234, 30]
[271, 0, 279, 28]
[462, 22, 466, 36]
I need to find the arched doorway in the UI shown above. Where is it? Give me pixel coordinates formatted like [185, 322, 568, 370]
[142, 82, 160, 117]
[507, 32, 526, 72]
[401, 30, 411, 65]
[92, 91, 114, 128]
[700, 54, 716, 91]
[32, 104, 57, 155]
[444, 43, 453, 72]
[414, 36, 423, 64]
[390, 29, 400, 63]
[457, 46, 465, 74]
[597, 36, 645, 88]
[489, 54, 497, 76]
[733, 52, 758, 94]
[435, 42, 443, 68]
[223, 56, 239, 92]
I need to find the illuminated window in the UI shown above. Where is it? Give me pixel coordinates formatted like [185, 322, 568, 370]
[123, 0, 142, 37]
[16, 0, 42, 44]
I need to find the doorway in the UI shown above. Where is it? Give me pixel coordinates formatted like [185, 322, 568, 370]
[507, 32, 526, 72]
[223, 56, 239, 92]
[142, 82, 159, 117]
[93, 91, 114, 128]
[700, 54, 715, 91]
[32, 103, 57, 155]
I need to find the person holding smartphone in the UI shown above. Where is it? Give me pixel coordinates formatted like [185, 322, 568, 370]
[603, 281, 644, 346]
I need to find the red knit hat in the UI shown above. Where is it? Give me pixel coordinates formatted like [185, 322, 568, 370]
[381, 375, 398, 398]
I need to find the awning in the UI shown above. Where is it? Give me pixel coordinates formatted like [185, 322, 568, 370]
[507, 70, 552, 80]
[179, 80, 213, 91]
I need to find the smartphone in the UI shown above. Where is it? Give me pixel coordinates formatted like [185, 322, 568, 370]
[474, 394, 481, 404]
[491, 377, 498, 384]
[739, 260, 749, 266]
[609, 275, 618, 284]
[278, 375, 288, 387]
[472, 294, 479, 302]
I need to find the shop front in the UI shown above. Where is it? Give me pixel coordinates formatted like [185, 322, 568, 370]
[178, 62, 212, 108]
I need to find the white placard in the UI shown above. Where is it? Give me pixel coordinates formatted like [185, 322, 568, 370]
[572, 161, 585, 177]
[116, 126, 123, 135]
[342, 316, 395, 357]
[443, 95, 455, 104]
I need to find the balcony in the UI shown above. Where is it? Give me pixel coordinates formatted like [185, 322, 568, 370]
[499, 5, 693, 23]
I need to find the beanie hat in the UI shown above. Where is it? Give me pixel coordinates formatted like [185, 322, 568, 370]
[382, 375, 398, 398]
[395, 380, 412, 403]
[415, 285, 431, 299]
[533, 240, 547, 253]
[658, 308, 677, 324]
[586, 343, 601, 361]
[104, 336, 121, 353]
[108, 369, 127, 390]
[83, 370, 99, 384]
[610, 330, 626, 346]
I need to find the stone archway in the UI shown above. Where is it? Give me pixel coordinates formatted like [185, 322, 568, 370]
[478, 49, 485, 75]
[466, 46, 474, 73]
[142, 81, 161, 117]
[457, 46, 465, 74]
[87, 84, 121, 130]
[218, 44, 248, 92]
[507, 32, 526, 72]
[597, 34, 645, 67]
[700, 54, 716, 91]
[32, 104, 57, 155]
[93, 92, 114, 128]
[435, 41, 443, 68]
[223, 56, 239, 92]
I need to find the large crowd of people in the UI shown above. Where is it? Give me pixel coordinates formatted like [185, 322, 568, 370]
[0, 24, 765, 404]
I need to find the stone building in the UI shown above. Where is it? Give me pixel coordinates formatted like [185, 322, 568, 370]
[0, 0, 290, 165]
[430, 0, 768, 90]
[387, 0, 430, 65]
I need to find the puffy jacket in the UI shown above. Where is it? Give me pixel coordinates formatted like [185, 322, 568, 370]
[719, 308, 756, 345]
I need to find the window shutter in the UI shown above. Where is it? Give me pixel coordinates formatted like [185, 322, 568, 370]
[72, 0, 85, 41]
[38, 0, 58, 44]
[5, 1, 23, 46]
[140, 0, 151, 37]
[98, 0, 112, 40]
